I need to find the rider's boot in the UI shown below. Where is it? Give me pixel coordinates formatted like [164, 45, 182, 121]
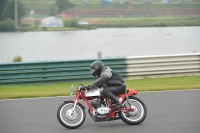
[112, 101, 124, 111]
[102, 89, 123, 111]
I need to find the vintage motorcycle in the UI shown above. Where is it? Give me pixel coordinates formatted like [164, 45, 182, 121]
[57, 83, 147, 129]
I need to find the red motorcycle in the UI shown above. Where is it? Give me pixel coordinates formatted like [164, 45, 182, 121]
[57, 83, 147, 129]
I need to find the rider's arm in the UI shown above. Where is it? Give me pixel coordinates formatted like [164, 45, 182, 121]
[90, 69, 112, 88]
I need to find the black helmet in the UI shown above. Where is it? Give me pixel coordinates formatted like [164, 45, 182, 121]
[90, 60, 104, 77]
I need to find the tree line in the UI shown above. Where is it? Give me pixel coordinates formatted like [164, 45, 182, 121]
[0, 0, 25, 31]
[0, 0, 74, 31]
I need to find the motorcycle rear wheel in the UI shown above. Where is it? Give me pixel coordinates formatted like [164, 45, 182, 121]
[119, 96, 147, 125]
[57, 101, 86, 129]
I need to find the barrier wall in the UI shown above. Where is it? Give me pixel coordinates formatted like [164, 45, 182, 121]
[0, 53, 199, 84]
[0, 58, 127, 84]
[125, 53, 200, 79]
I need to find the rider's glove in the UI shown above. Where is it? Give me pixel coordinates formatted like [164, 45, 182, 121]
[87, 83, 98, 90]
[89, 83, 97, 90]
[80, 86, 85, 90]
[80, 85, 91, 90]
[85, 85, 91, 90]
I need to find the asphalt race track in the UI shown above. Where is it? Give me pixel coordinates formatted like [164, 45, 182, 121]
[0, 90, 200, 133]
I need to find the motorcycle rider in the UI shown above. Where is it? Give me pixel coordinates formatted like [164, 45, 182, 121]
[88, 60, 126, 111]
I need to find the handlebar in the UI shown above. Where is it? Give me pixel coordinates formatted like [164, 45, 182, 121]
[78, 83, 90, 91]
[79, 83, 100, 90]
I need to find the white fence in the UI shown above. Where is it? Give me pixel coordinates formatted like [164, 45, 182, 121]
[126, 53, 200, 79]
[0, 53, 199, 84]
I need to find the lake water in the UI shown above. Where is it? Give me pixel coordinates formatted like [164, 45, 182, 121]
[0, 27, 200, 63]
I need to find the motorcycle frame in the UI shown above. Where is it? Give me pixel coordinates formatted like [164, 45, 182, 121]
[65, 89, 137, 120]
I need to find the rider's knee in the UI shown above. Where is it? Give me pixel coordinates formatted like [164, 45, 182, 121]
[101, 88, 110, 96]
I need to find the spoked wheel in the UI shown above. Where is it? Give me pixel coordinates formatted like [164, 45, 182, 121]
[57, 101, 86, 129]
[119, 96, 147, 125]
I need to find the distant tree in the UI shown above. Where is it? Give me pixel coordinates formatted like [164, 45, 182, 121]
[55, 0, 75, 13]
[0, 0, 7, 19]
[2, 0, 25, 24]
[49, 5, 57, 16]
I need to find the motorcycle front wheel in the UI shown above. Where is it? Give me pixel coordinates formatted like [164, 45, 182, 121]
[119, 96, 147, 125]
[57, 101, 86, 129]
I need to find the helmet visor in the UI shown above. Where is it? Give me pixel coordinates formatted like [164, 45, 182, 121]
[90, 68, 97, 74]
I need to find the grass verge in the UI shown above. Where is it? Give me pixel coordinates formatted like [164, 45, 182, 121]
[0, 76, 199, 100]
[19, 17, 200, 32]
[85, 17, 200, 27]
[21, 2, 200, 11]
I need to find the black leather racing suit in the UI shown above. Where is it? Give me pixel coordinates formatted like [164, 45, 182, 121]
[90, 66, 126, 104]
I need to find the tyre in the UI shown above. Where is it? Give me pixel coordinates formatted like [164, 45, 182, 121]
[119, 96, 147, 125]
[57, 101, 86, 129]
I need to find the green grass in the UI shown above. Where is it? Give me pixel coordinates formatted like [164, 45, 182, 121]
[0, 76, 199, 99]
[19, 0, 200, 12]
[19, 0, 200, 4]
[125, 76, 200, 92]
[22, 3, 200, 11]
[82, 17, 200, 27]
[71, 4, 200, 10]
[19, 17, 200, 31]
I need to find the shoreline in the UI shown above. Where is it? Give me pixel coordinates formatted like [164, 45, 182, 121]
[16, 17, 200, 32]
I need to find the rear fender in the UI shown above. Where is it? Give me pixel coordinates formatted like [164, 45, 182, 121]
[126, 89, 137, 96]
[64, 100, 85, 109]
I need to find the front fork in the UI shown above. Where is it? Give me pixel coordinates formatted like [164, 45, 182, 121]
[72, 92, 80, 111]
[71, 92, 91, 113]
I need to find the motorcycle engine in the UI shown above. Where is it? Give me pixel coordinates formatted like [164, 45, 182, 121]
[90, 98, 101, 109]
[96, 107, 111, 115]
[90, 98, 111, 117]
